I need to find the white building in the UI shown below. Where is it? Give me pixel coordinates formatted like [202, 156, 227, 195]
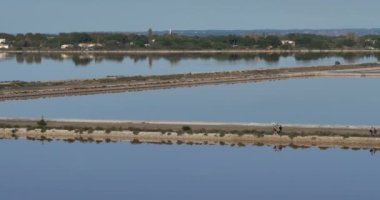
[0, 39, 6, 44]
[61, 44, 74, 49]
[281, 40, 296, 46]
[78, 43, 96, 48]
[78, 43, 102, 49]
[0, 44, 9, 49]
[365, 39, 376, 45]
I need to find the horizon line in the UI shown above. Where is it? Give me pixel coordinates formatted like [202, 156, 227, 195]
[2, 27, 380, 35]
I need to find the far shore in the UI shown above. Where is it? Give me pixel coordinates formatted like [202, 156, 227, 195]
[1, 49, 380, 54]
[0, 118, 379, 149]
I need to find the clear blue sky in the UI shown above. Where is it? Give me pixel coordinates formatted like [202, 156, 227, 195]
[1, 0, 379, 33]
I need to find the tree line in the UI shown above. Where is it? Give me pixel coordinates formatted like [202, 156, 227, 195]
[0, 31, 380, 50]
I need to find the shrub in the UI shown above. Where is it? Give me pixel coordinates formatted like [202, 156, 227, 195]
[182, 126, 192, 132]
[37, 116, 47, 128]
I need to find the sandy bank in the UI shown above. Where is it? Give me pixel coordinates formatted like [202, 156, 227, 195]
[1, 63, 380, 101]
[0, 118, 379, 148]
[2, 128, 380, 150]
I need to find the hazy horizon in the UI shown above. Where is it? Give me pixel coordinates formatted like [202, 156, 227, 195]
[2, 28, 380, 35]
[1, 0, 380, 33]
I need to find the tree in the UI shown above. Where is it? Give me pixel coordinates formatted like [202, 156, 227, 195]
[257, 35, 281, 48]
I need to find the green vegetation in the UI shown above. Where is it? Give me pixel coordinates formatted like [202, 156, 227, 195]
[37, 116, 47, 131]
[1, 31, 380, 50]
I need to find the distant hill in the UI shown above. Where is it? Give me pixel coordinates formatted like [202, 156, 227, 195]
[146, 29, 380, 36]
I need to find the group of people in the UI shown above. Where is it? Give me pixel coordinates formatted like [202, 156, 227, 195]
[273, 123, 283, 134]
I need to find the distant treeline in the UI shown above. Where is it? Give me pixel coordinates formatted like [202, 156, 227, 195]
[1, 31, 380, 50]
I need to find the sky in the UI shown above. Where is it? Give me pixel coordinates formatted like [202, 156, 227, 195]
[1, 0, 379, 33]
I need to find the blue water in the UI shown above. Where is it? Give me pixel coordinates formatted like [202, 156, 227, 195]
[1, 77, 379, 125]
[0, 53, 378, 81]
[1, 54, 380, 200]
[0, 139, 378, 200]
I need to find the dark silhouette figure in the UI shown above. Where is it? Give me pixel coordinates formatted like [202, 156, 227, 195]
[273, 123, 283, 134]
[370, 126, 377, 137]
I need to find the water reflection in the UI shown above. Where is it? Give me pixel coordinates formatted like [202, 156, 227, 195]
[1, 136, 379, 155]
[2, 53, 380, 81]
[370, 148, 378, 156]
[5, 52, 380, 67]
[273, 145, 284, 152]
[1, 138, 379, 200]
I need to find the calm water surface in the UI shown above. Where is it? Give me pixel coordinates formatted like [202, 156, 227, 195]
[0, 139, 378, 200]
[0, 53, 379, 81]
[1, 54, 380, 200]
[1, 77, 379, 125]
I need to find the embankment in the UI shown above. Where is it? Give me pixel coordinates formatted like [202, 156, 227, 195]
[0, 118, 379, 149]
[1, 62, 380, 101]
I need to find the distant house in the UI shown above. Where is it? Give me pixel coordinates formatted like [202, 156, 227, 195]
[0, 39, 9, 49]
[0, 44, 9, 49]
[144, 43, 150, 47]
[365, 39, 376, 45]
[78, 43, 102, 49]
[364, 39, 377, 49]
[281, 40, 296, 47]
[61, 44, 74, 49]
